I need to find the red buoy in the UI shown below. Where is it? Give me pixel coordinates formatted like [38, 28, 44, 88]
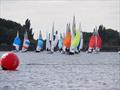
[0, 52, 19, 70]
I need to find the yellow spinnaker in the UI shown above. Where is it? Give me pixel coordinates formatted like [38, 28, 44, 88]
[72, 30, 80, 48]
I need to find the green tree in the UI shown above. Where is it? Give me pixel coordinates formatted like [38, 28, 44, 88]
[22, 19, 33, 40]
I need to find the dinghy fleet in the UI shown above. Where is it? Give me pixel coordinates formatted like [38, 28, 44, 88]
[13, 16, 102, 54]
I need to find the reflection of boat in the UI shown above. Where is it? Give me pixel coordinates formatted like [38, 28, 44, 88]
[22, 31, 30, 52]
[36, 30, 43, 52]
[13, 31, 21, 51]
[88, 27, 102, 53]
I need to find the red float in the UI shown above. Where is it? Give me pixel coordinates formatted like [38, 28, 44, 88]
[0, 52, 19, 70]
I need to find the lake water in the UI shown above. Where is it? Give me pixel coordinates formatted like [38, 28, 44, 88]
[0, 51, 120, 90]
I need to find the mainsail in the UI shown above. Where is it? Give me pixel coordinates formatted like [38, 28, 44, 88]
[54, 31, 59, 50]
[13, 31, 21, 51]
[46, 32, 51, 51]
[22, 31, 30, 52]
[70, 16, 80, 54]
[50, 23, 54, 53]
[72, 16, 76, 37]
[36, 30, 43, 52]
[77, 23, 83, 51]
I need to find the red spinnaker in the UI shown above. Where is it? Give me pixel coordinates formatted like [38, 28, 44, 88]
[89, 34, 102, 49]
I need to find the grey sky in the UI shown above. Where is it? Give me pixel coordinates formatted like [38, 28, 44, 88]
[0, 0, 120, 38]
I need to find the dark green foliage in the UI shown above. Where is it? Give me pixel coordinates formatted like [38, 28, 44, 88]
[0, 18, 34, 45]
[83, 32, 92, 50]
[23, 19, 33, 40]
[98, 25, 120, 46]
[0, 18, 23, 44]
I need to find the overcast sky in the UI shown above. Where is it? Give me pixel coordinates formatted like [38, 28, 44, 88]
[0, 0, 120, 38]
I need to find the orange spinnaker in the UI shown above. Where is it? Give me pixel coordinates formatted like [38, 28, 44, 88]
[63, 32, 71, 48]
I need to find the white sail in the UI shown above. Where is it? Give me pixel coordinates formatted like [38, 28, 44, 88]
[50, 23, 54, 53]
[79, 23, 83, 50]
[33, 32, 39, 40]
[70, 16, 76, 53]
[80, 31, 83, 50]
[72, 16, 76, 37]
[22, 31, 30, 52]
[46, 32, 51, 51]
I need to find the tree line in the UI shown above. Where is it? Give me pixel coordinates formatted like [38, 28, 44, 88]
[0, 18, 120, 50]
[0, 18, 34, 45]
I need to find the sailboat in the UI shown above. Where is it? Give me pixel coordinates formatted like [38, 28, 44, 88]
[69, 16, 80, 54]
[46, 32, 51, 51]
[87, 27, 102, 53]
[21, 31, 30, 52]
[13, 31, 21, 52]
[77, 23, 83, 52]
[36, 30, 43, 52]
[62, 23, 71, 53]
